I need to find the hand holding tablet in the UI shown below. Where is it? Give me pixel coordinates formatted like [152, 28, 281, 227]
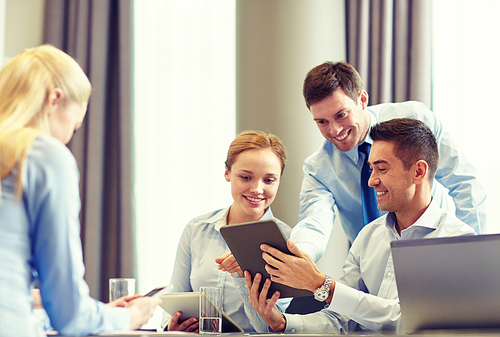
[220, 219, 312, 298]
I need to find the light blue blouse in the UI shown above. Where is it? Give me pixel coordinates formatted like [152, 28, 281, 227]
[162, 207, 292, 332]
[292, 101, 486, 262]
[0, 134, 129, 337]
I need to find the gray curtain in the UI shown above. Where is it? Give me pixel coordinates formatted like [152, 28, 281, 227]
[346, 0, 431, 107]
[43, 0, 135, 302]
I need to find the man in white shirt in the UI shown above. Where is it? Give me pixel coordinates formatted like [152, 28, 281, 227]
[292, 61, 485, 262]
[239, 118, 476, 334]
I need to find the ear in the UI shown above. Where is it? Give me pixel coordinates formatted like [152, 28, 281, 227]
[47, 88, 64, 115]
[224, 165, 231, 182]
[413, 160, 428, 185]
[359, 90, 369, 109]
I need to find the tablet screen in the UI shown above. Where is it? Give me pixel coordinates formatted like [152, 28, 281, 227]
[220, 219, 312, 298]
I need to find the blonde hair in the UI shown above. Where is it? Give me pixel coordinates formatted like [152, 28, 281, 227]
[225, 131, 286, 174]
[0, 44, 91, 198]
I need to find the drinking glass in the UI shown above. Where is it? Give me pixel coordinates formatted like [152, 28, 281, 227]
[199, 286, 222, 334]
[109, 278, 136, 302]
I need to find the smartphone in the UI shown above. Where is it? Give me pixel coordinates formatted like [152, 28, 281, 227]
[144, 286, 169, 297]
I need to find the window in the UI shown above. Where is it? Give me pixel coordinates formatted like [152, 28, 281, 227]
[432, 0, 499, 232]
[133, 0, 236, 303]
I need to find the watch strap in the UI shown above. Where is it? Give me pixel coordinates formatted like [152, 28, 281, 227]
[313, 275, 333, 302]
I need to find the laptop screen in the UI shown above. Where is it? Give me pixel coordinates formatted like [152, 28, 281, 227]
[391, 233, 500, 333]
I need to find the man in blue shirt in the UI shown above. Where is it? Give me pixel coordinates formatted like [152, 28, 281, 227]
[291, 61, 486, 262]
[239, 118, 476, 334]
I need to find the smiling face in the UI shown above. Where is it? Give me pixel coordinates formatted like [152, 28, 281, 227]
[310, 89, 371, 152]
[225, 148, 282, 224]
[367, 140, 416, 214]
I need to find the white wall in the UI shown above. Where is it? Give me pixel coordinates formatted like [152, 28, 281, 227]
[236, 0, 349, 279]
[2, 0, 44, 63]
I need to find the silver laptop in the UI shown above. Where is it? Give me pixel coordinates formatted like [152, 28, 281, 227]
[391, 234, 500, 334]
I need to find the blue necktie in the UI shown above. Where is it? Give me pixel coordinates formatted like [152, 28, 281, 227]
[358, 142, 379, 226]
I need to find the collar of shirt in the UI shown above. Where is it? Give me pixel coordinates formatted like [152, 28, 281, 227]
[385, 198, 439, 239]
[365, 109, 378, 144]
[212, 207, 275, 232]
[345, 109, 378, 165]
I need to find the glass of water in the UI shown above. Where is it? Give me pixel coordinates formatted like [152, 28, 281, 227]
[109, 278, 136, 302]
[199, 286, 222, 334]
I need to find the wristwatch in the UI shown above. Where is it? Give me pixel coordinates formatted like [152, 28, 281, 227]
[313, 275, 333, 302]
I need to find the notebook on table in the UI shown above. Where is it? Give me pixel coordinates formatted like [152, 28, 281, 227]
[391, 233, 500, 334]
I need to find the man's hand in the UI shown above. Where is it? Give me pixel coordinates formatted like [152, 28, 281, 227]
[261, 239, 325, 292]
[125, 296, 162, 330]
[244, 271, 286, 332]
[167, 311, 199, 333]
[32, 289, 44, 309]
[215, 252, 243, 277]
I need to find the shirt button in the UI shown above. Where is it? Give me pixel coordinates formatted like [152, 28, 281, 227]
[388, 272, 392, 277]
[291, 329, 296, 333]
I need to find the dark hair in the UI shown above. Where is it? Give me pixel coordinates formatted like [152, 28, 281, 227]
[303, 61, 364, 109]
[225, 130, 286, 175]
[369, 118, 439, 181]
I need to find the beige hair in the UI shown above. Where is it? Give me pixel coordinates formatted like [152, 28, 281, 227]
[0, 44, 91, 198]
[225, 131, 286, 175]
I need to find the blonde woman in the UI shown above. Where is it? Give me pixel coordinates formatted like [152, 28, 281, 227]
[0, 45, 160, 337]
[163, 131, 292, 333]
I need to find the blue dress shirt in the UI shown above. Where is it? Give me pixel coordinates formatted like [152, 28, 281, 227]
[0, 134, 130, 337]
[237, 199, 476, 334]
[162, 207, 292, 332]
[292, 101, 486, 261]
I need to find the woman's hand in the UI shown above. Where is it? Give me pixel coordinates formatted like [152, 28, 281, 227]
[107, 294, 142, 307]
[167, 311, 199, 333]
[244, 271, 286, 332]
[215, 252, 243, 277]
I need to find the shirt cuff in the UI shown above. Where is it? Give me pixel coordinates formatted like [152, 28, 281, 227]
[326, 281, 358, 317]
[283, 313, 301, 333]
[233, 277, 247, 290]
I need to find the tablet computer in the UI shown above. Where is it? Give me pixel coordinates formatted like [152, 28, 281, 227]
[220, 218, 312, 299]
[159, 292, 243, 333]
[144, 285, 170, 297]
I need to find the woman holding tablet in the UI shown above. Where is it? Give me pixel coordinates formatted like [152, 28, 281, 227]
[163, 131, 291, 332]
[0, 45, 160, 337]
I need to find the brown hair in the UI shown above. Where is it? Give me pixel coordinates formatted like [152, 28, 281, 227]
[303, 61, 364, 109]
[370, 118, 439, 182]
[225, 131, 286, 174]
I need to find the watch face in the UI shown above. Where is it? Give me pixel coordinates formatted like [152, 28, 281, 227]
[315, 290, 328, 301]
[314, 275, 332, 302]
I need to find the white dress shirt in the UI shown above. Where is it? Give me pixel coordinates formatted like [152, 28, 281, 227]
[284, 198, 476, 334]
